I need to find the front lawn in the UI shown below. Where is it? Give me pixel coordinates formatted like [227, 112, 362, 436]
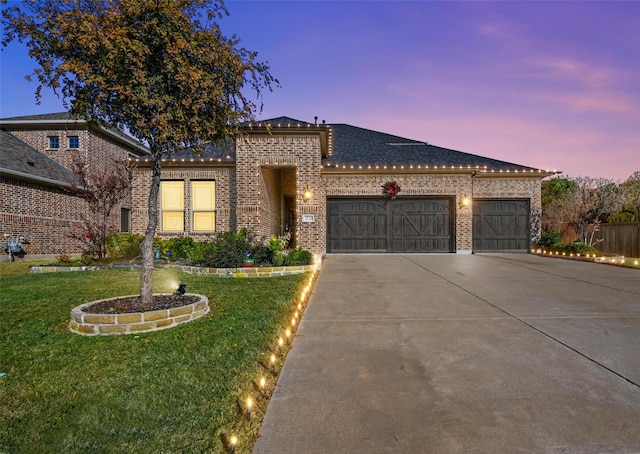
[0, 265, 309, 453]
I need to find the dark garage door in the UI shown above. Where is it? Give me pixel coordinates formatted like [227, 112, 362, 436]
[327, 198, 453, 253]
[473, 199, 530, 252]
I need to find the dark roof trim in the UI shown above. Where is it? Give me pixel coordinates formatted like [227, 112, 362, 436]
[0, 167, 76, 189]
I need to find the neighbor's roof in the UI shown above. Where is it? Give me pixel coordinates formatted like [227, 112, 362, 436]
[0, 112, 149, 156]
[0, 130, 79, 188]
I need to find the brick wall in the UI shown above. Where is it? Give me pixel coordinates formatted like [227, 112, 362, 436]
[8, 126, 135, 236]
[131, 164, 236, 241]
[1, 176, 85, 255]
[236, 135, 324, 254]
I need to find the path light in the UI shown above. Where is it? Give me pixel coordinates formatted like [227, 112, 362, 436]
[229, 435, 238, 453]
[285, 328, 292, 339]
[259, 376, 266, 390]
[278, 336, 284, 349]
[246, 396, 253, 417]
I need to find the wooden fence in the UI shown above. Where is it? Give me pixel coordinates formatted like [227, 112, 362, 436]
[590, 222, 640, 258]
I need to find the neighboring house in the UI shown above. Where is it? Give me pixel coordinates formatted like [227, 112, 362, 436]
[1, 113, 149, 256]
[132, 116, 555, 256]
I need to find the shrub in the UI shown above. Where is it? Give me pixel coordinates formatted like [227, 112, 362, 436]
[251, 244, 273, 266]
[537, 230, 563, 248]
[164, 236, 195, 259]
[562, 242, 596, 254]
[284, 247, 313, 266]
[106, 233, 144, 259]
[188, 229, 252, 268]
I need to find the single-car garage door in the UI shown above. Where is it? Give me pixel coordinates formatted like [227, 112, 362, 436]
[473, 199, 530, 252]
[327, 198, 453, 253]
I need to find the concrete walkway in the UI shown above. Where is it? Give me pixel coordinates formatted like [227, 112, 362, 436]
[253, 254, 640, 454]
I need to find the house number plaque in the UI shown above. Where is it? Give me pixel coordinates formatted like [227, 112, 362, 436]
[302, 214, 315, 223]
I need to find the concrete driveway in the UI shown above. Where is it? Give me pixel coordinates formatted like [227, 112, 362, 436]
[253, 254, 640, 454]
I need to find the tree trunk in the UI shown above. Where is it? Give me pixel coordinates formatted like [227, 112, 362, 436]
[140, 152, 162, 305]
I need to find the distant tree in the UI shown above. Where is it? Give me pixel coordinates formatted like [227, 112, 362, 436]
[541, 177, 578, 231]
[566, 176, 623, 245]
[621, 171, 640, 222]
[542, 176, 624, 245]
[67, 157, 132, 260]
[3, 0, 277, 303]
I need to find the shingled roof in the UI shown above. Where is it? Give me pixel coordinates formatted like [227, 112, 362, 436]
[1, 130, 78, 187]
[114, 115, 552, 175]
[258, 117, 547, 173]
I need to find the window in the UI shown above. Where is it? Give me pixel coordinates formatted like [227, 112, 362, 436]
[161, 181, 185, 231]
[48, 136, 59, 149]
[121, 208, 131, 233]
[192, 181, 216, 231]
[68, 136, 80, 149]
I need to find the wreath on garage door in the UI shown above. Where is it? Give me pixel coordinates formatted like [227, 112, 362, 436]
[381, 181, 401, 199]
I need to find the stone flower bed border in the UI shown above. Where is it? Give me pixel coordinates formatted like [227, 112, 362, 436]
[31, 263, 317, 277]
[69, 293, 209, 336]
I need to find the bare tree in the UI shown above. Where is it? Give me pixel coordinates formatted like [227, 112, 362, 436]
[67, 157, 133, 259]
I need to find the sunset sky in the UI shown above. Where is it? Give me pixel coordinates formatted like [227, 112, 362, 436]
[2, 1, 638, 181]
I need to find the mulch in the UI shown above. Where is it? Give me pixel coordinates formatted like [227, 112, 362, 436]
[83, 294, 201, 314]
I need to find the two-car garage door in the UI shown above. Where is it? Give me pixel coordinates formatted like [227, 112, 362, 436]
[327, 198, 454, 253]
[327, 198, 530, 253]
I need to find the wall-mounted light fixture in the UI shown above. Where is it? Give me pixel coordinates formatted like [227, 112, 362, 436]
[459, 196, 471, 209]
[303, 190, 312, 201]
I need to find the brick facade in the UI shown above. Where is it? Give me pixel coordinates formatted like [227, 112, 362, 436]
[235, 135, 324, 251]
[130, 134, 542, 256]
[2, 120, 145, 257]
[1, 176, 86, 255]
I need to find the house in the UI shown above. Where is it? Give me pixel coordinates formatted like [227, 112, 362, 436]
[131, 116, 554, 256]
[1, 113, 149, 256]
[2, 113, 552, 258]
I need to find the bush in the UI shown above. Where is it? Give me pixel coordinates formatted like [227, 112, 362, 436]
[562, 242, 596, 254]
[185, 230, 314, 267]
[537, 230, 563, 248]
[164, 236, 195, 259]
[284, 247, 313, 266]
[251, 244, 273, 266]
[187, 229, 252, 268]
[106, 233, 144, 259]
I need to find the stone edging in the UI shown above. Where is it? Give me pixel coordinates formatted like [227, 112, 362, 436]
[165, 264, 317, 277]
[31, 263, 317, 277]
[69, 293, 209, 336]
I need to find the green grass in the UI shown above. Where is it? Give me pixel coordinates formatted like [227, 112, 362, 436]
[0, 265, 308, 453]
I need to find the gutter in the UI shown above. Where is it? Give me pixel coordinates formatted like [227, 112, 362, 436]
[0, 167, 77, 189]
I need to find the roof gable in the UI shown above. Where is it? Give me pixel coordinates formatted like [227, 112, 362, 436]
[0, 130, 79, 187]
